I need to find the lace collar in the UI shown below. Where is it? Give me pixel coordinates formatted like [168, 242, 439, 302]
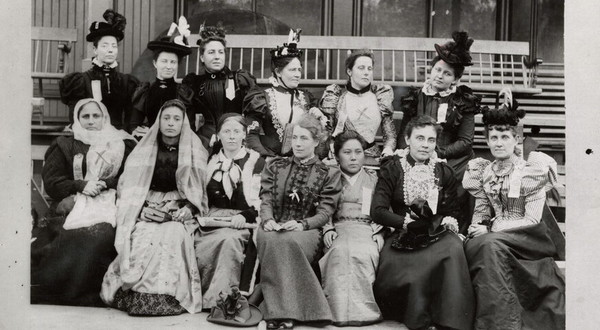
[491, 153, 520, 178]
[293, 155, 317, 166]
[92, 57, 118, 70]
[421, 79, 456, 97]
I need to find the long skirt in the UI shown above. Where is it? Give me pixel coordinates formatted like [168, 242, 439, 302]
[31, 218, 116, 306]
[374, 231, 474, 330]
[100, 220, 203, 315]
[194, 227, 250, 308]
[319, 221, 381, 326]
[257, 227, 332, 323]
[464, 222, 565, 330]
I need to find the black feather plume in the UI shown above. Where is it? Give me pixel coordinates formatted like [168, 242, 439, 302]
[103, 9, 126, 32]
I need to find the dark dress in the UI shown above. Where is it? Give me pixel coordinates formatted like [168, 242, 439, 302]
[129, 78, 194, 133]
[60, 63, 139, 130]
[31, 136, 135, 306]
[182, 67, 256, 147]
[371, 155, 474, 330]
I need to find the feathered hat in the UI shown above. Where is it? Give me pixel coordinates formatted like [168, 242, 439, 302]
[86, 9, 126, 42]
[270, 29, 303, 60]
[147, 16, 192, 57]
[197, 23, 226, 46]
[482, 88, 526, 126]
[434, 31, 474, 67]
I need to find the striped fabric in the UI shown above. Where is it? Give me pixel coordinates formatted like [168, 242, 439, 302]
[463, 151, 557, 232]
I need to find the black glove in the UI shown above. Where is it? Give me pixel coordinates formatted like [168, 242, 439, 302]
[409, 198, 434, 221]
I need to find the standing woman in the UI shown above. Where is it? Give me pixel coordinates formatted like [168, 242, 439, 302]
[129, 17, 194, 138]
[463, 90, 565, 330]
[257, 115, 342, 329]
[101, 99, 208, 315]
[320, 49, 396, 161]
[319, 130, 384, 326]
[60, 9, 139, 131]
[243, 29, 328, 159]
[31, 99, 136, 306]
[182, 24, 257, 149]
[195, 113, 265, 307]
[372, 115, 474, 330]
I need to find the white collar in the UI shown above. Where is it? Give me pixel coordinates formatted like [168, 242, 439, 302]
[92, 57, 118, 69]
[421, 79, 456, 97]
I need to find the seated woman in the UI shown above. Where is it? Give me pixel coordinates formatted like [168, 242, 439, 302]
[243, 29, 328, 159]
[320, 49, 395, 162]
[371, 115, 474, 330]
[257, 114, 342, 329]
[462, 90, 565, 330]
[195, 113, 265, 308]
[319, 130, 384, 326]
[101, 99, 208, 315]
[129, 16, 194, 137]
[31, 98, 136, 306]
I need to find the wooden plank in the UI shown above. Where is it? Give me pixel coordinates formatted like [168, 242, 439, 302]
[31, 27, 78, 41]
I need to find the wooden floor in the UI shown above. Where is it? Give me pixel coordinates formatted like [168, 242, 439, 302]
[28, 304, 407, 330]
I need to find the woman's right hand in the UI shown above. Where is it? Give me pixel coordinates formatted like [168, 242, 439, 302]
[323, 230, 338, 248]
[263, 220, 282, 232]
[82, 180, 107, 197]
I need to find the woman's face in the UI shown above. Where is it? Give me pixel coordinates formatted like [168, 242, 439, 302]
[159, 106, 184, 138]
[154, 52, 179, 80]
[405, 125, 437, 162]
[430, 60, 458, 92]
[347, 56, 373, 90]
[218, 119, 246, 155]
[93, 36, 118, 65]
[487, 128, 518, 160]
[78, 102, 104, 131]
[276, 57, 302, 89]
[201, 41, 225, 72]
[337, 139, 365, 176]
[292, 125, 319, 160]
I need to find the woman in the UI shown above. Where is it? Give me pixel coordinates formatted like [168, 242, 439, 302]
[319, 130, 383, 326]
[372, 115, 474, 330]
[129, 16, 194, 137]
[195, 113, 265, 307]
[31, 98, 136, 306]
[60, 9, 138, 131]
[397, 32, 480, 231]
[182, 24, 257, 148]
[101, 99, 208, 315]
[243, 29, 328, 159]
[462, 90, 565, 330]
[320, 49, 396, 161]
[257, 114, 342, 329]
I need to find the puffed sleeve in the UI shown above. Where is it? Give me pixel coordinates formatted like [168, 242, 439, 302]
[181, 73, 200, 131]
[238, 155, 266, 223]
[463, 157, 493, 224]
[42, 137, 87, 201]
[59, 72, 88, 124]
[370, 156, 406, 229]
[178, 83, 195, 127]
[437, 162, 461, 219]
[373, 84, 396, 152]
[123, 74, 140, 133]
[129, 82, 151, 132]
[103, 139, 137, 190]
[396, 87, 421, 149]
[319, 84, 342, 132]
[258, 157, 282, 225]
[436, 85, 478, 159]
[243, 87, 276, 157]
[235, 69, 258, 94]
[303, 165, 342, 229]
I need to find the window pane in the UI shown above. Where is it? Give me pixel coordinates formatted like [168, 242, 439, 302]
[432, 0, 497, 40]
[256, 0, 322, 35]
[363, 0, 428, 37]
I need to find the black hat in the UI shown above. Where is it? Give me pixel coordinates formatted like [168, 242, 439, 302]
[206, 286, 262, 327]
[147, 16, 192, 57]
[482, 88, 525, 126]
[270, 29, 303, 60]
[434, 31, 474, 67]
[86, 9, 126, 42]
[391, 199, 447, 251]
[197, 23, 226, 46]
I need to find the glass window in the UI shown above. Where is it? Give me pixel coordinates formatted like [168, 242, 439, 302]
[362, 0, 428, 37]
[431, 0, 497, 40]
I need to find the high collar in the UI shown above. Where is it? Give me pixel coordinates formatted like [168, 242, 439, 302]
[202, 66, 231, 79]
[158, 135, 179, 152]
[292, 155, 318, 166]
[405, 152, 430, 166]
[92, 57, 118, 70]
[156, 77, 176, 87]
[421, 79, 457, 97]
[269, 76, 298, 95]
[491, 153, 520, 177]
[346, 81, 371, 95]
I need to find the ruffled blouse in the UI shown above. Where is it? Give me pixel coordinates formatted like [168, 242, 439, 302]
[462, 151, 558, 232]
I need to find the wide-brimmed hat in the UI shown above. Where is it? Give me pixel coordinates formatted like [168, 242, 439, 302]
[207, 286, 262, 327]
[391, 199, 447, 251]
[148, 16, 192, 57]
[434, 31, 474, 67]
[86, 9, 126, 42]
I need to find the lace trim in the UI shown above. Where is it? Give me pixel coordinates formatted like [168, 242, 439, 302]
[398, 150, 440, 205]
[265, 88, 308, 142]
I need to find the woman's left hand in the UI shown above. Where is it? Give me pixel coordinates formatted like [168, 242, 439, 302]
[282, 220, 303, 231]
[372, 233, 385, 252]
[174, 206, 194, 222]
[230, 214, 246, 229]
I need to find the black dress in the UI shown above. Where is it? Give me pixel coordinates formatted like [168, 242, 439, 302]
[371, 155, 474, 330]
[182, 67, 256, 148]
[129, 78, 194, 133]
[60, 63, 139, 131]
[31, 136, 135, 306]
